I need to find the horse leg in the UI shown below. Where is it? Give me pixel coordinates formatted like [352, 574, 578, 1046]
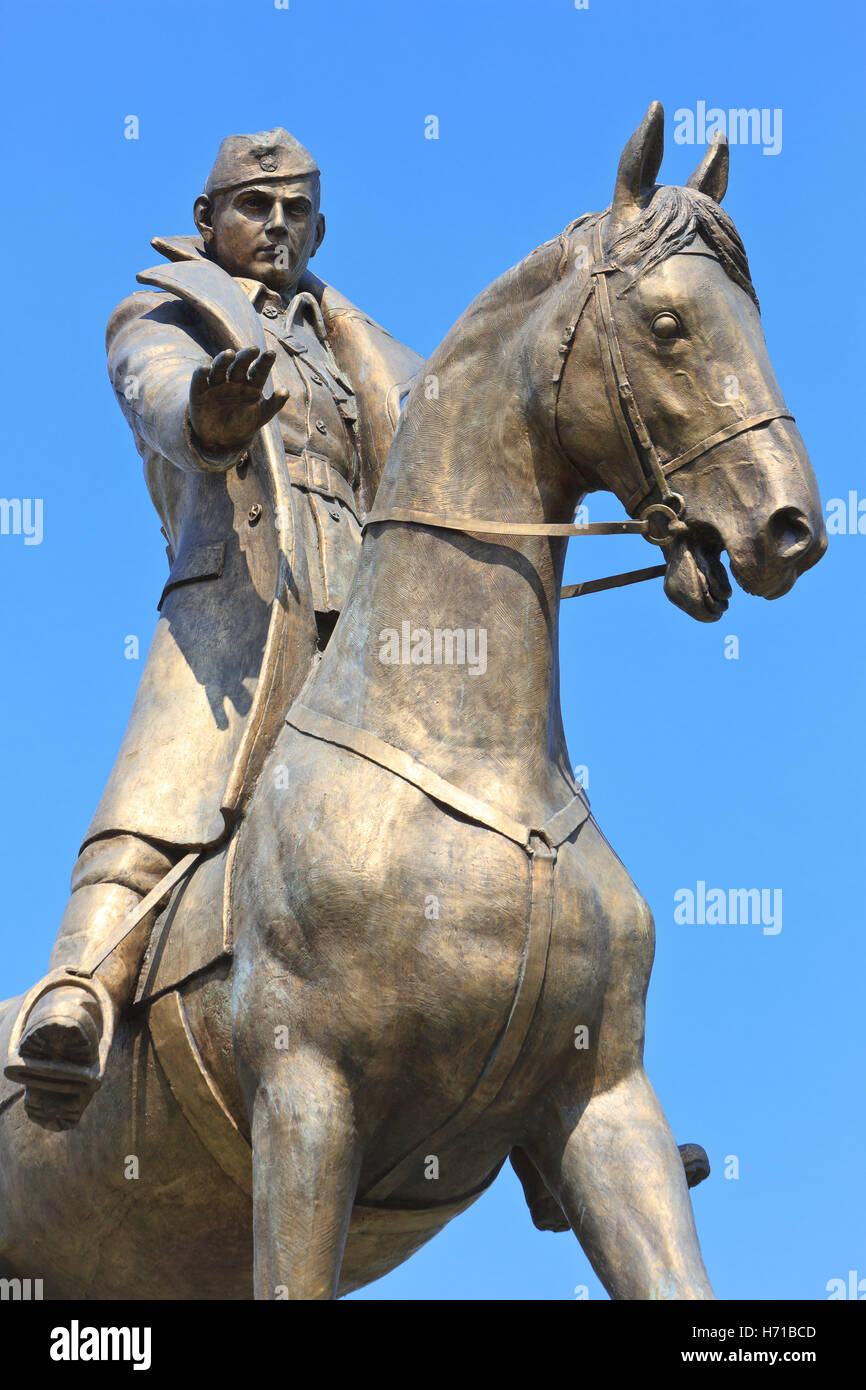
[249, 1051, 359, 1300]
[528, 1067, 715, 1300]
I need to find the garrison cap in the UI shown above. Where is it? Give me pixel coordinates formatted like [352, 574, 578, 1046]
[204, 128, 320, 196]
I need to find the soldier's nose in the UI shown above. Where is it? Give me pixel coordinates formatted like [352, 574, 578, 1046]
[267, 202, 288, 235]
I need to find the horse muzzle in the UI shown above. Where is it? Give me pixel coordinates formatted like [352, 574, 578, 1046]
[727, 505, 827, 600]
[662, 530, 733, 622]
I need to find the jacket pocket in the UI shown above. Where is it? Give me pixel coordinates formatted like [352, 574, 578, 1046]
[158, 540, 226, 611]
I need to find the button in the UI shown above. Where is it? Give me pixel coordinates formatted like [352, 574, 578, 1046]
[248, 504, 263, 525]
[262, 303, 280, 319]
[309, 372, 324, 385]
[315, 419, 327, 435]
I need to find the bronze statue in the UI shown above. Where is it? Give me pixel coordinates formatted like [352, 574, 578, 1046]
[4, 128, 421, 1127]
[0, 105, 825, 1299]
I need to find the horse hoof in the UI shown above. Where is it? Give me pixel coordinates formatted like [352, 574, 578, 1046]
[679, 1142, 711, 1188]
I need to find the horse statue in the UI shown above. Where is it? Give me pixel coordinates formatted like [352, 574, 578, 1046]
[0, 103, 825, 1300]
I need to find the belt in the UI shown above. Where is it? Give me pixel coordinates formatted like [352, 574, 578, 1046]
[283, 449, 359, 520]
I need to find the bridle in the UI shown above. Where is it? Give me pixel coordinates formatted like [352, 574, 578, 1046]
[365, 218, 794, 600]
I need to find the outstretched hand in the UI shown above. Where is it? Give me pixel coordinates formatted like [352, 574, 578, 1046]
[189, 348, 289, 457]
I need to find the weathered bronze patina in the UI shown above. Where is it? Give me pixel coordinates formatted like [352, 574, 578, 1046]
[4, 128, 421, 1128]
[0, 106, 825, 1299]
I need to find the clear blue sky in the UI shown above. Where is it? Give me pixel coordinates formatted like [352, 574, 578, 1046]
[0, 0, 862, 1300]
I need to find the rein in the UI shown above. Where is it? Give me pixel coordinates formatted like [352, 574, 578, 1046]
[365, 221, 794, 599]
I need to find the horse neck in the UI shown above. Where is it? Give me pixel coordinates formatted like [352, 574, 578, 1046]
[306, 288, 585, 823]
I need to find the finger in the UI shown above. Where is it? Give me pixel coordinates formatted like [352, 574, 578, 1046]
[207, 350, 235, 386]
[226, 347, 259, 382]
[189, 364, 211, 402]
[247, 349, 277, 391]
[258, 389, 290, 427]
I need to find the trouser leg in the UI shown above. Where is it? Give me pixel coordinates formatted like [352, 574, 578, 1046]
[49, 833, 177, 1000]
[7, 832, 177, 1130]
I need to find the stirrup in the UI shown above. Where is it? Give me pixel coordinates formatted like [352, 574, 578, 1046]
[4, 969, 115, 1097]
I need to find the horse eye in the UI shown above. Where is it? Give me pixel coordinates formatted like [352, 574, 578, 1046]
[652, 312, 681, 340]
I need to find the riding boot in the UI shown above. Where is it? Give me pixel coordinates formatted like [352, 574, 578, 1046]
[5, 833, 176, 1132]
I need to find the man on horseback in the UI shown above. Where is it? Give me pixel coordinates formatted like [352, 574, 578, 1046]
[4, 128, 423, 1130]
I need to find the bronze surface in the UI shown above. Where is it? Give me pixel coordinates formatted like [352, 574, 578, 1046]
[0, 107, 825, 1299]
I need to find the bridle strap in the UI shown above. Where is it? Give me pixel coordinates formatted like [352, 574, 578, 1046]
[363, 218, 796, 599]
[361, 508, 665, 599]
[591, 251, 677, 510]
[363, 510, 645, 538]
[624, 407, 795, 513]
[561, 562, 666, 600]
[587, 221, 795, 516]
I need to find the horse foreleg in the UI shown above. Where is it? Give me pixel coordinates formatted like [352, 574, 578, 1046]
[249, 1053, 359, 1300]
[529, 1067, 715, 1300]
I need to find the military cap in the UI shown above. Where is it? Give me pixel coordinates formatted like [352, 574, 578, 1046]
[204, 128, 319, 196]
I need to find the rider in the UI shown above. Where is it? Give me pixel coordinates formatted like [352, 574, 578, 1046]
[5, 129, 422, 1130]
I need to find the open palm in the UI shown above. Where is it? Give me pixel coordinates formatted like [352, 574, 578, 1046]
[189, 347, 288, 459]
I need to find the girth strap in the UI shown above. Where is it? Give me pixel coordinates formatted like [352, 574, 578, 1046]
[364, 842, 558, 1202]
[286, 701, 591, 1202]
[286, 703, 590, 852]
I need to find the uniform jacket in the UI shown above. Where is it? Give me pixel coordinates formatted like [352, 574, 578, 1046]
[83, 236, 423, 852]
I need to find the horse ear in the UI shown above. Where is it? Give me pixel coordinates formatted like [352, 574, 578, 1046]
[686, 132, 729, 203]
[610, 101, 665, 226]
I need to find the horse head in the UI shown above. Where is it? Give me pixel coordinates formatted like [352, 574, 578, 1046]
[553, 100, 826, 620]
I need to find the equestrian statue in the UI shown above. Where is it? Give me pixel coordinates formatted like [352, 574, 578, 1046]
[0, 105, 825, 1299]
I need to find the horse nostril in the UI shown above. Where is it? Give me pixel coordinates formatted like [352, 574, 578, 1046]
[766, 507, 813, 561]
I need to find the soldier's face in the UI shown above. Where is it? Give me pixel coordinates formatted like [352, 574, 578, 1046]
[198, 177, 325, 294]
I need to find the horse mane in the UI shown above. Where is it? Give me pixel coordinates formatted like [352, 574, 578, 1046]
[417, 185, 758, 416]
[520, 185, 754, 312]
[582, 185, 759, 309]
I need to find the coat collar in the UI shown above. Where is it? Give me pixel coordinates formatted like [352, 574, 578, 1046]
[149, 235, 343, 375]
[150, 234, 330, 313]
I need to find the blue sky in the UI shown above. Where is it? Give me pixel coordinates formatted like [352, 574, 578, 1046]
[0, 0, 862, 1300]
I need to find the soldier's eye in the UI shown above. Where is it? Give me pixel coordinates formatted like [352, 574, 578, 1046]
[651, 312, 682, 340]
